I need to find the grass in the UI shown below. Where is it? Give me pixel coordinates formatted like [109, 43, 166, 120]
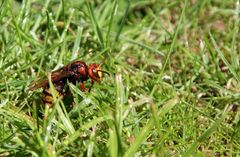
[1, 0, 240, 156]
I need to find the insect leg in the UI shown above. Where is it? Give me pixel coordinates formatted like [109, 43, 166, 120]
[79, 82, 87, 92]
[88, 80, 94, 92]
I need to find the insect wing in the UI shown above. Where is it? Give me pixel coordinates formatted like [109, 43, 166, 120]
[29, 67, 72, 91]
[29, 78, 49, 91]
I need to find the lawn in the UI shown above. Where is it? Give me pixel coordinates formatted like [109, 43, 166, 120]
[1, 0, 240, 156]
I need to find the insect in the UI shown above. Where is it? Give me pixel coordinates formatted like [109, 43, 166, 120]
[29, 61, 109, 106]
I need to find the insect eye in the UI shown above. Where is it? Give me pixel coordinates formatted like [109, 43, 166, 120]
[98, 71, 103, 78]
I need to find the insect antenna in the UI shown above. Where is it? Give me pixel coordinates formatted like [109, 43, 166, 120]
[97, 70, 110, 76]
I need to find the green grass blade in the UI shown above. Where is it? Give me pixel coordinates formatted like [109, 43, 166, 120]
[71, 26, 83, 60]
[159, 0, 188, 80]
[63, 116, 112, 145]
[114, 0, 130, 42]
[209, 32, 240, 81]
[124, 97, 179, 157]
[230, 1, 240, 69]
[48, 73, 75, 135]
[106, 0, 118, 47]
[86, 2, 104, 48]
[114, 73, 125, 156]
[108, 127, 119, 157]
[183, 105, 230, 156]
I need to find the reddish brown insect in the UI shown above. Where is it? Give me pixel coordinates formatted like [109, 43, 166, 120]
[29, 61, 109, 106]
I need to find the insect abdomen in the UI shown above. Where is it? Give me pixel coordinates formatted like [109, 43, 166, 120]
[42, 88, 54, 107]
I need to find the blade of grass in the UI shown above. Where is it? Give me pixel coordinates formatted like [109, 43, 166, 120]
[71, 26, 83, 60]
[87, 126, 95, 157]
[0, 0, 5, 11]
[108, 127, 118, 157]
[183, 104, 230, 156]
[30, 0, 51, 35]
[86, 2, 104, 48]
[120, 36, 164, 56]
[57, 8, 75, 66]
[123, 97, 179, 157]
[106, 0, 118, 47]
[159, 0, 188, 80]
[114, 73, 125, 156]
[62, 84, 113, 145]
[231, 1, 240, 69]
[63, 116, 112, 145]
[114, 0, 130, 43]
[48, 73, 75, 135]
[209, 32, 240, 81]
